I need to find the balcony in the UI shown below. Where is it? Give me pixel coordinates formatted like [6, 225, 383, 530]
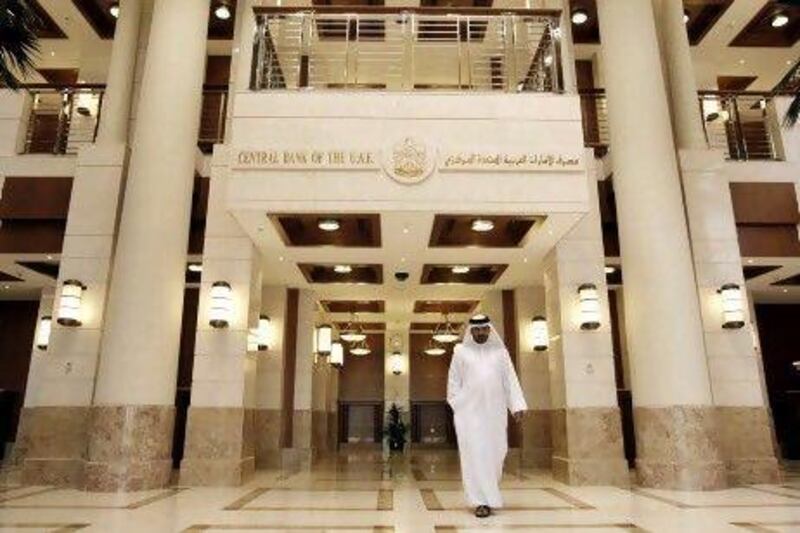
[11, 85, 227, 156]
[579, 89, 789, 161]
[250, 7, 564, 93]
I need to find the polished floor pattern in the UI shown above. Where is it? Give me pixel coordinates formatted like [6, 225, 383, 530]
[1, 452, 799, 533]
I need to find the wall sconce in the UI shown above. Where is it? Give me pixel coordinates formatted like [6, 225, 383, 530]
[390, 351, 403, 375]
[209, 281, 233, 328]
[57, 279, 85, 327]
[330, 341, 344, 368]
[316, 324, 333, 355]
[36, 316, 52, 350]
[530, 315, 549, 351]
[578, 283, 601, 330]
[248, 315, 271, 352]
[719, 283, 745, 329]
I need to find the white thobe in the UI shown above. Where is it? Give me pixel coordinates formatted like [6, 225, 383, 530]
[447, 340, 527, 508]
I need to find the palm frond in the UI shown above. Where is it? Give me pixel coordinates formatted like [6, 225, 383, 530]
[783, 94, 800, 129]
[777, 58, 800, 129]
[0, 0, 42, 90]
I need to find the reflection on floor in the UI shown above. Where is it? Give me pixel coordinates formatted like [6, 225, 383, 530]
[1, 451, 799, 532]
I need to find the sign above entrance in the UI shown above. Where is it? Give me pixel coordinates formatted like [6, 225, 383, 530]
[233, 141, 583, 177]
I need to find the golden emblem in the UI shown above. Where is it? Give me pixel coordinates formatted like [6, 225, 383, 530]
[392, 137, 427, 179]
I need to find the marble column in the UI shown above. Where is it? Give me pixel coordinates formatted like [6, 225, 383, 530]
[14, 0, 144, 488]
[597, 0, 725, 489]
[384, 328, 410, 423]
[281, 289, 317, 469]
[651, 0, 779, 485]
[544, 161, 628, 486]
[515, 287, 552, 469]
[180, 150, 259, 486]
[254, 286, 287, 469]
[86, 0, 210, 492]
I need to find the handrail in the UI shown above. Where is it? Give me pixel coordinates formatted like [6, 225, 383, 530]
[253, 6, 561, 17]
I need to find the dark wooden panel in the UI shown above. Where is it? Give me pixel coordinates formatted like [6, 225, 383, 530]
[744, 265, 781, 280]
[755, 304, 800, 459]
[684, 0, 735, 45]
[209, 0, 237, 40]
[29, 0, 68, 38]
[737, 226, 800, 257]
[298, 264, 383, 284]
[0, 271, 23, 282]
[730, 1, 800, 48]
[429, 215, 541, 248]
[420, 264, 507, 285]
[413, 300, 479, 314]
[188, 176, 209, 255]
[177, 288, 199, 389]
[773, 273, 800, 286]
[502, 289, 521, 448]
[409, 332, 453, 401]
[575, 59, 595, 91]
[569, 0, 599, 44]
[0, 301, 39, 455]
[0, 220, 66, 254]
[71, 0, 117, 39]
[271, 214, 381, 248]
[321, 300, 384, 313]
[730, 183, 800, 225]
[36, 69, 79, 85]
[282, 288, 299, 448]
[339, 333, 384, 401]
[0, 177, 72, 219]
[717, 75, 757, 92]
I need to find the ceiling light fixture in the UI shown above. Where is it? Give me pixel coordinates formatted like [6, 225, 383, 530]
[340, 312, 367, 343]
[334, 264, 353, 274]
[433, 313, 461, 343]
[214, 2, 232, 20]
[771, 13, 789, 28]
[683, 10, 689, 24]
[318, 218, 340, 232]
[350, 338, 371, 356]
[471, 219, 495, 233]
[451, 265, 471, 274]
[571, 9, 588, 25]
[604, 266, 616, 274]
[424, 338, 446, 357]
[109, 2, 119, 18]
[188, 263, 203, 273]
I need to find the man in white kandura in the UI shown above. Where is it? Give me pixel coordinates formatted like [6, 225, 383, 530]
[447, 314, 527, 518]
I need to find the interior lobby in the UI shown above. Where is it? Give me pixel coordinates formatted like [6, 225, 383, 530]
[0, 0, 799, 531]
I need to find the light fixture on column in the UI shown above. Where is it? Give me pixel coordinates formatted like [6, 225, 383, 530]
[530, 315, 549, 352]
[350, 337, 371, 356]
[390, 351, 403, 375]
[214, 1, 232, 20]
[209, 281, 233, 328]
[719, 283, 745, 329]
[57, 279, 86, 327]
[571, 9, 588, 25]
[316, 324, 333, 355]
[36, 316, 52, 350]
[249, 315, 271, 351]
[109, 2, 120, 18]
[578, 283, 601, 330]
[330, 341, 344, 368]
[424, 338, 446, 357]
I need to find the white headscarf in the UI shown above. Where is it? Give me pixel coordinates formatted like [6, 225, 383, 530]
[460, 315, 506, 352]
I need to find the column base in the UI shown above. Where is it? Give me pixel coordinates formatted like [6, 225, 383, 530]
[15, 406, 89, 488]
[179, 407, 256, 486]
[281, 448, 316, 470]
[255, 409, 283, 469]
[633, 406, 727, 490]
[180, 457, 255, 486]
[521, 409, 552, 469]
[550, 407, 629, 486]
[85, 405, 174, 492]
[717, 406, 781, 485]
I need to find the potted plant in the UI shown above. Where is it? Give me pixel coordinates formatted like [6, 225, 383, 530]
[1, 1, 41, 90]
[383, 403, 408, 453]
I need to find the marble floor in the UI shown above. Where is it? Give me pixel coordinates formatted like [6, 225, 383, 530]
[1, 452, 799, 533]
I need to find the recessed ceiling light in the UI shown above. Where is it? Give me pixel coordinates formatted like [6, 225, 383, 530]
[605, 266, 616, 274]
[738, 59, 746, 65]
[109, 3, 119, 18]
[334, 264, 353, 274]
[279, 256, 285, 262]
[451, 265, 471, 274]
[544, 55, 553, 66]
[746, 259, 754, 264]
[318, 218, 340, 232]
[3, 285, 9, 290]
[471, 219, 495, 232]
[402, 227, 410, 234]
[783, 288, 789, 293]
[188, 264, 203, 273]
[571, 9, 588, 25]
[683, 10, 690, 24]
[771, 13, 789, 28]
[214, 3, 231, 20]
[46, 255, 53, 260]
